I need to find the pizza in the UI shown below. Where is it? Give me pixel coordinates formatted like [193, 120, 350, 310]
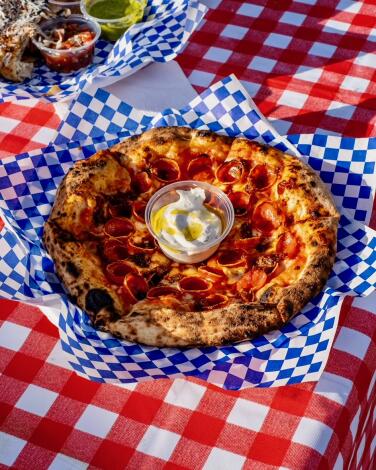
[43, 127, 339, 347]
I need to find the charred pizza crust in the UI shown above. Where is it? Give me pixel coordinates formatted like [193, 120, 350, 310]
[43, 127, 339, 347]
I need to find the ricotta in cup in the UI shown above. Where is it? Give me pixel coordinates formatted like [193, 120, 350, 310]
[151, 188, 223, 262]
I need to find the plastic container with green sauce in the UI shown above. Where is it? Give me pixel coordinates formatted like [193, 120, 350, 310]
[80, 0, 146, 41]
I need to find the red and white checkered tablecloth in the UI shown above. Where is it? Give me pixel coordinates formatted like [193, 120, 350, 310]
[1, 1, 375, 468]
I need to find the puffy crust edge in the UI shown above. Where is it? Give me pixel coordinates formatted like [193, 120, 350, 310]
[283, 150, 340, 219]
[43, 219, 124, 325]
[258, 217, 338, 321]
[112, 126, 233, 162]
[105, 302, 285, 347]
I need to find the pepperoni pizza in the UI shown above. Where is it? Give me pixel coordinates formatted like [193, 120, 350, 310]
[43, 127, 339, 347]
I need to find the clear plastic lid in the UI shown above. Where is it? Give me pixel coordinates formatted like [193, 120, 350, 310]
[145, 181, 234, 263]
[32, 15, 101, 56]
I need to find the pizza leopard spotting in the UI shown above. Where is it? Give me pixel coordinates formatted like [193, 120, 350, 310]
[43, 127, 339, 347]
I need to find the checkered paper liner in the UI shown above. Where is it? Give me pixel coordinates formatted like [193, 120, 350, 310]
[0, 0, 207, 103]
[1, 76, 376, 390]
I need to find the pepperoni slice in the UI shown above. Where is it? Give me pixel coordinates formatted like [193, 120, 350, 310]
[228, 191, 250, 217]
[250, 164, 277, 190]
[187, 156, 215, 182]
[216, 160, 243, 184]
[103, 238, 128, 262]
[277, 232, 300, 259]
[179, 277, 212, 293]
[153, 158, 180, 183]
[197, 266, 225, 282]
[131, 172, 152, 194]
[105, 217, 134, 238]
[237, 268, 267, 292]
[132, 201, 147, 221]
[234, 236, 261, 252]
[127, 234, 156, 254]
[147, 286, 180, 299]
[252, 201, 281, 235]
[106, 261, 136, 285]
[196, 294, 228, 310]
[122, 273, 149, 303]
[217, 249, 245, 267]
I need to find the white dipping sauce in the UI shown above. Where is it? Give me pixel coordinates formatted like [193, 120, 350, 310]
[151, 188, 222, 262]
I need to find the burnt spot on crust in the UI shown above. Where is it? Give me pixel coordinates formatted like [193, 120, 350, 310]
[196, 129, 232, 144]
[85, 288, 114, 314]
[259, 287, 276, 303]
[45, 221, 74, 244]
[57, 228, 75, 243]
[195, 130, 213, 138]
[108, 150, 123, 164]
[284, 300, 294, 316]
[85, 158, 107, 170]
[155, 137, 168, 145]
[312, 210, 323, 218]
[66, 261, 80, 278]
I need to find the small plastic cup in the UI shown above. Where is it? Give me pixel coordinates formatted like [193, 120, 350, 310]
[32, 15, 101, 73]
[80, 0, 146, 41]
[48, 1, 81, 14]
[145, 181, 235, 264]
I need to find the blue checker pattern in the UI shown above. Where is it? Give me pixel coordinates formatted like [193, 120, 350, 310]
[1, 77, 376, 390]
[288, 134, 376, 224]
[0, 0, 207, 103]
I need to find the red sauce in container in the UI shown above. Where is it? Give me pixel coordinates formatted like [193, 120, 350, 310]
[33, 15, 101, 73]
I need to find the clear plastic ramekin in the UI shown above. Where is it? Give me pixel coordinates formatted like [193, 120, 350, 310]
[32, 15, 101, 73]
[145, 181, 235, 264]
[80, 0, 146, 41]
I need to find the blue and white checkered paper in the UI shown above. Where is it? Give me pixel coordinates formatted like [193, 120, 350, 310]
[1, 76, 375, 390]
[0, 0, 207, 103]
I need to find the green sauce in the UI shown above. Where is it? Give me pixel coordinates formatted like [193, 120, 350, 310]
[88, 0, 129, 20]
[87, 0, 146, 41]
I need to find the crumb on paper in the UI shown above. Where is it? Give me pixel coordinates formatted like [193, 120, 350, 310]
[46, 85, 62, 95]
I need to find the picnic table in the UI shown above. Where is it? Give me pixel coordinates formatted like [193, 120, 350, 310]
[0, 1, 375, 468]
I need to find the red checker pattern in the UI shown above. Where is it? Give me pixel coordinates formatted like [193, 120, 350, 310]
[177, 0, 376, 137]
